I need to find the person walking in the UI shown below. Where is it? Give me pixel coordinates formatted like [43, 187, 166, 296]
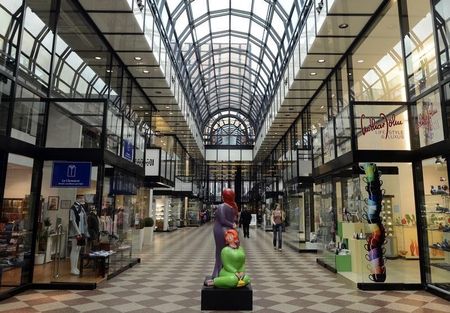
[271, 204, 284, 251]
[239, 208, 252, 238]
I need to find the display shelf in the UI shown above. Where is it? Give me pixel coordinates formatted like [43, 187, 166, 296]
[431, 263, 450, 271]
[429, 246, 450, 252]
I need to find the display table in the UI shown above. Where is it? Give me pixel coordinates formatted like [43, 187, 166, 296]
[79, 251, 114, 277]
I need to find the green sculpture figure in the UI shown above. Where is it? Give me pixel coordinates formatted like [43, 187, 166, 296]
[206, 229, 251, 288]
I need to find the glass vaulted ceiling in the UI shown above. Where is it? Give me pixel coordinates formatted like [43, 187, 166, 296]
[150, 0, 308, 135]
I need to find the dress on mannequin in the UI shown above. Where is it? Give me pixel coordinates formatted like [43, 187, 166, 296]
[69, 201, 89, 275]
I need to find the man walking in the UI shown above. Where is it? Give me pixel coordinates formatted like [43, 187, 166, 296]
[240, 208, 252, 238]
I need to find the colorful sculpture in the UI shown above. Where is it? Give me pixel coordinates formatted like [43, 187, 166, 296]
[212, 188, 238, 278]
[207, 229, 250, 288]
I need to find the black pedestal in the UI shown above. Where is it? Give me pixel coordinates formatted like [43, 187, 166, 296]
[201, 278, 252, 311]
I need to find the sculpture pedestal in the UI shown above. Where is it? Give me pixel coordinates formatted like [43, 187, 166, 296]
[201, 277, 252, 311]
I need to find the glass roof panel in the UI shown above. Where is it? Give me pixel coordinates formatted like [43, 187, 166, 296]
[150, 0, 304, 135]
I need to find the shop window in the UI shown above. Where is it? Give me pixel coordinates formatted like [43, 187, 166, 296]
[45, 101, 104, 149]
[433, 0, 450, 80]
[420, 157, 450, 291]
[347, 162, 421, 284]
[353, 103, 411, 151]
[1, 154, 36, 292]
[314, 182, 337, 270]
[352, 3, 406, 102]
[404, 0, 438, 98]
[335, 106, 351, 157]
[411, 88, 445, 148]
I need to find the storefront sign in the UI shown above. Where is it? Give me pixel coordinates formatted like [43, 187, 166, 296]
[145, 149, 160, 176]
[123, 140, 133, 161]
[51, 161, 91, 188]
[360, 113, 403, 139]
[417, 106, 438, 130]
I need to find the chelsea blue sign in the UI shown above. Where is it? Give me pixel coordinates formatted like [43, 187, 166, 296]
[51, 161, 92, 188]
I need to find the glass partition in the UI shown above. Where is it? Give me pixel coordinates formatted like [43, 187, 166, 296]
[45, 101, 104, 149]
[420, 156, 450, 293]
[335, 106, 351, 156]
[0, 1, 23, 75]
[404, 0, 438, 98]
[10, 85, 45, 146]
[106, 104, 122, 155]
[433, 0, 450, 80]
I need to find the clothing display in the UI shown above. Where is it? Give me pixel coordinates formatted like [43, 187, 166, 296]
[69, 201, 90, 275]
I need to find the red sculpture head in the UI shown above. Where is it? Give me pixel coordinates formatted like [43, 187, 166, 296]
[222, 188, 238, 212]
[224, 229, 239, 247]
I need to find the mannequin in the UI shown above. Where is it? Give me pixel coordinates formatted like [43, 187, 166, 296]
[69, 195, 89, 275]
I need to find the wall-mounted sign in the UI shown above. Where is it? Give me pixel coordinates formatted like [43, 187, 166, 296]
[145, 149, 160, 176]
[416, 99, 443, 147]
[123, 139, 133, 161]
[360, 113, 404, 139]
[51, 161, 91, 188]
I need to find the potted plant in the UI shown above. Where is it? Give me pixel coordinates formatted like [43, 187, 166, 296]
[139, 217, 154, 250]
[35, 218, 51, 264]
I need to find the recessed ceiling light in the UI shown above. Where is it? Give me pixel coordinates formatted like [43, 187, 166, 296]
[134, 56, 142, 61]
[348, 72, 352, 76]
[106, 69, 112, 73]
[310, 72, 317, 76]
[94, 56, 102, 60]
[338, 23, 349, 29]
[169, 112, 173, 115]
[139, 106, 143, 109]
[320, 105, 324, 109]
[317, 59, 325, 63]
[357, 59, 364, 63]
[145, 112, 149, 115]
[143, 69, 150, 74]
[165, 106, 170, 109]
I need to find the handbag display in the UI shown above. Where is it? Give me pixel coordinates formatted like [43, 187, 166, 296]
[76, 234, 86, 246]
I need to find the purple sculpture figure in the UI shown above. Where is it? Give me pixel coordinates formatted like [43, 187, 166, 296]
[212, 188, 238, 278]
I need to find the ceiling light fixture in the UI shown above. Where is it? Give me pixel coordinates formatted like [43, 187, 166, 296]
[145, 112, 149, 115]
[357, 59, 364, 63]
[338, 23, 349, 29]
[320, 105, 324, 109]
[134, 56, 142, 61]
[317, 59, 325, 63]
[106, 69, 112, 73]
[166, 106, 170, 109]
[310, 72, 317, 76]
[143, 69, 150, 74]
[94, 56, 102, 60]
[139, 106, 143, 109]
[169, 112, 173, 115]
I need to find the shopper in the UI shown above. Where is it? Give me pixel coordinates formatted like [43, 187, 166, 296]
[271, 204, 284, 251]
[239, 207, 252, 238]
[211, 188, 238, 278]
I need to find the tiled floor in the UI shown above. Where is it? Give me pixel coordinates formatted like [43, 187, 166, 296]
[0, 225, 448, 312]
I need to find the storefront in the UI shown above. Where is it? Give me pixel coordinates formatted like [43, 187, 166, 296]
[304, 0, 450, 299]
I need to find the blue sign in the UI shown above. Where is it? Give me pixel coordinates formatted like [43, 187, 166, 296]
[51, 162, 92, 188]
[123, 140, 133, 161]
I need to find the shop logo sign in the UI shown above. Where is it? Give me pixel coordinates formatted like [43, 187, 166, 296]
[360, 113, 403, 139]
[416, 107, 438, 130]
[51, 161, 91, 188]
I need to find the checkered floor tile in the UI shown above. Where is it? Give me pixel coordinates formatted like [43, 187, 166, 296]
[0, 225, 448, 312]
